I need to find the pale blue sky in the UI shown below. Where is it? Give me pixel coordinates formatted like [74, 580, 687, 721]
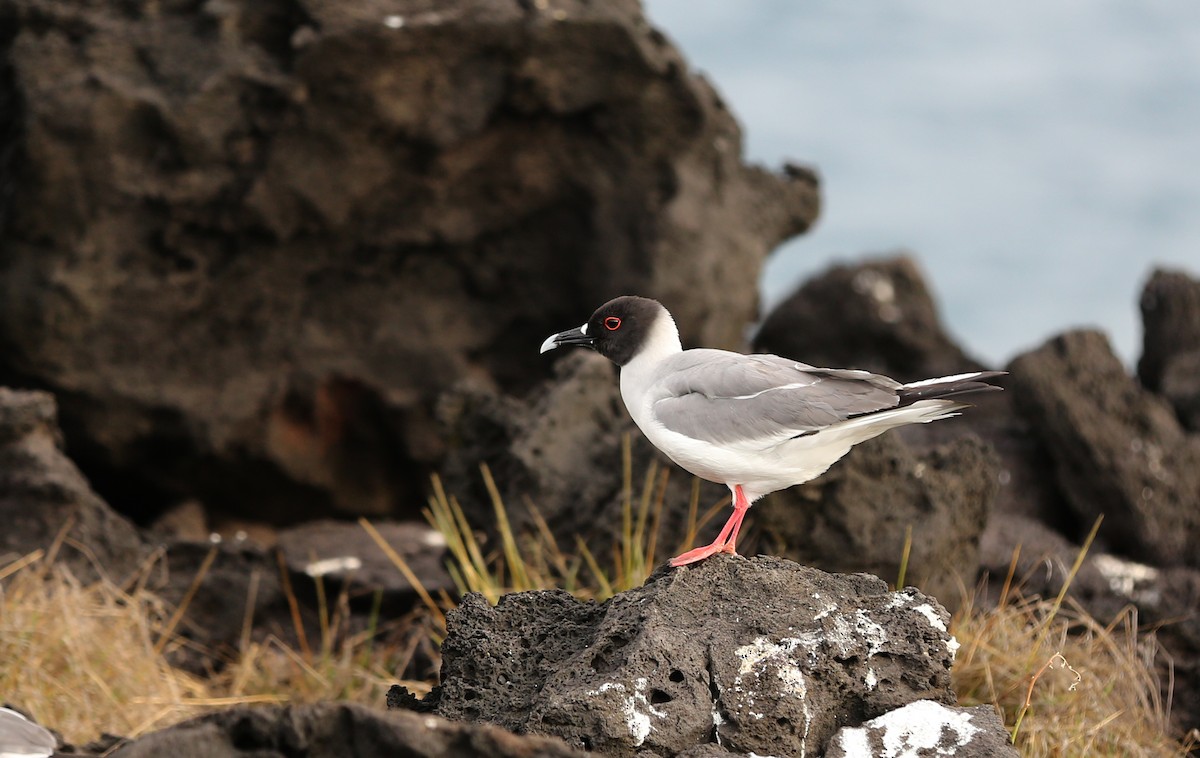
[644, 1, 1200, 365]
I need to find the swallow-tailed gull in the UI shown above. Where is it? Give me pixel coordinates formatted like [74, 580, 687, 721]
[540, 295, 1004, 567]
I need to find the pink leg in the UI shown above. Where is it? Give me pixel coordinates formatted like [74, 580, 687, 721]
[721, 502, 750, 555]
[670, 485, 752, 567]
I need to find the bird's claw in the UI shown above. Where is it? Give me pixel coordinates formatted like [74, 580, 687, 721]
[669, 541, 740, 567]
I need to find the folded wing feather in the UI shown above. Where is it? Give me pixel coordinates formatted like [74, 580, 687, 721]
[649, 351, 903, 446]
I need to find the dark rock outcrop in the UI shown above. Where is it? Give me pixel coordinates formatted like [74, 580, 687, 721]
[435, 555, 960, 757]
[758, 434, 1000, 606]
[1139, 268, 1200, 430]
[0, 0, 818, 526]
[107, 702, 583, 758]
[1008, 330, 1200, 567]
[753, 255, 983, 383]
[977, 515, 1099, 605]
[0, 387, 145, 581]
[437, 352, 630, 544]
[929, 392, 1073, 534]
[825, 700, 1018, 758]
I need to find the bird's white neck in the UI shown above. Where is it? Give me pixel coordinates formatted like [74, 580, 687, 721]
[619, 309, 682, 418]
[634, 309, 683, 364]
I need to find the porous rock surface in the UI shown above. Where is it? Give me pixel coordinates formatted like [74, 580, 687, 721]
[1007, 329, 1200, 567]
[1139, 268, 1200, 431]
[825, 700, 1018, 758]
[435, 555, 961, 757]
[758, 434, 999, 606]
[0, 387, 145, 581]
[753, 255, 983, 383]
[106, 702, 583, 758]
[0, 0, 818, 525]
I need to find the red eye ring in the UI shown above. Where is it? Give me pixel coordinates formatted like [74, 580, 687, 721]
[604, 316, 622, 331]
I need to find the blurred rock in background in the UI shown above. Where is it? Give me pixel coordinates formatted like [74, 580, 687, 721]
[0, 0, 817, 528]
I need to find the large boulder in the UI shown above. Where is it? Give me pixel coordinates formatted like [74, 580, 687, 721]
[1007, 330, 1200, 567]
[757, 434, 999, 606]
[1139, 268, 1200, 430]
[753, 255, 983, 383]
[0, 0, 818, 524]
[434, 555, 963, 757]
[0, 387, 145, 581]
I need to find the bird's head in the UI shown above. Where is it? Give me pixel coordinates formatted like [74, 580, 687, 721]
[540, 295, 676, 367]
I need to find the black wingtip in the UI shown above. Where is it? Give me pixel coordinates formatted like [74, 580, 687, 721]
[897, 371, 1007, 405]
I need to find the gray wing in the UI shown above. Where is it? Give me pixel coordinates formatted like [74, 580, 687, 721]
[649, 350, 902, 446]
[0, 709, 56, 757]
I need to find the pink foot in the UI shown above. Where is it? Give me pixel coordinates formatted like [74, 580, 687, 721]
[670, 540, 738, 567]
[670, 485, 751, 567]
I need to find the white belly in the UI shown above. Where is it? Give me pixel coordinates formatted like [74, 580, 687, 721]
[632, 417, 855, 501]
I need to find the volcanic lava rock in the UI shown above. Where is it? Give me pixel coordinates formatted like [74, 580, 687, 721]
[437, 351, 631, 543]
[0, 387, 145, 581]
[155, 528, 452, 676]
[758, 434, 1000, 606]
[1139, 268, 1200, 431]
[1008, 330, 1200, 567]
[753, 256, 983, 383]
[107, 702, 583, 758]
[435, 555, 960, 757]
[0, 0, 818, 525]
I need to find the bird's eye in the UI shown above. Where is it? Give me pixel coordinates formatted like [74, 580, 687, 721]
[604, 316, 622, 331]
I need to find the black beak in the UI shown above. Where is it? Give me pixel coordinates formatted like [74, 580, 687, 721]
[540, 325, 594, 354]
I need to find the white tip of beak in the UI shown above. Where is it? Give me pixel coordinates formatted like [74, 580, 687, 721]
[540, 334, 560, 354]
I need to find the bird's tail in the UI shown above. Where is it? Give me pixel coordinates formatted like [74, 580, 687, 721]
[897, 370, 1006, 406]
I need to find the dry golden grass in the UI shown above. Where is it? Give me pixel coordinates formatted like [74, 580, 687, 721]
[0, 443, 701, 745]
[1, 460, 1195, 756]
[951, 520, 1195, 757]
[0, 547, 211, 743]
[410, 447, 726, 605]
[953, 593, 1187, 757]
[0, 542, 433, 745]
